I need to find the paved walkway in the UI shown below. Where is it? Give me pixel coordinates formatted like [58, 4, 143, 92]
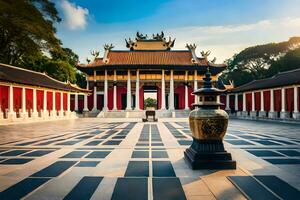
[0, 118, 299, 200]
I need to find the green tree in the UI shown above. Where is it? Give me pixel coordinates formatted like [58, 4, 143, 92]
[221, 37, 300, 86]
[144, 98, 157, 109]
[0, 0, 61, 65]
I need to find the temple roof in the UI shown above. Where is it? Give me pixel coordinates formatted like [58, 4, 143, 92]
[126, 31, 175, 50]
[77, 50, 226, 74]
[84, 50, 208, 66]
[230, 68, 300, 93]
[0, 63, 89, 93]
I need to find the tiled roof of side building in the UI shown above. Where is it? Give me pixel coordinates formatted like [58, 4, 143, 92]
[79, 50, 225, 67]
[0, 63, 89, 93]
[230, 68, 300, 93]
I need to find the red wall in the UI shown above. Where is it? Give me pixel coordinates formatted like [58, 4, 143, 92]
[255, 92, 261, 111]
[139, 87, 144, 109]
[56, 92, 61, 111]
[63, 93, 67, 111]
[47, 91, 53, 111]
[26, 89, 33, 111]
[285, 88, 294, 112]
[220, 95, 226, 110]
[263, 90, 270, 112]
[238, 95, 243, 111]
[274, 89, 281, 112]
[36, 90, 44, 112]
[13, 87, 22, 112]
[175, 85, 194, 109]
[88, 94, 93, 111]
[108, 87, 113, 110]
[78, 95, 84, 111]
[0, 85, 9, 113]
[70, 94, 75, 111]
[246, 93, 252, 111]
[117, 86, 127, 110]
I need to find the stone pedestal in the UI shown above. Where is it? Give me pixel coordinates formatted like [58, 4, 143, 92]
[250, 111, 257, 118]
[268, 111, 277, 119]
[293, 112, 300, 120]
[184, 139, 236, 169]
[259, 111, 267, 118]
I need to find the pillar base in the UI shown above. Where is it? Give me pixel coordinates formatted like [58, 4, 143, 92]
[293, 112, 300, 120]
[268, 111, 277, 119]
[91, 108, 99, 113]
[250, 111, 257, 118]
[242, 111, 248, 117]
[280, 111, 289, 119]
[236, 111, 243, 117]
[42, 111, 49, 119]
[31, 112, 39, 118]
[259, 111, 267, 118]
[19, 112, 28, 119]
[50, 111, 57, 118]
[7, 111, 16, 120]
[184, 139, 236, 170]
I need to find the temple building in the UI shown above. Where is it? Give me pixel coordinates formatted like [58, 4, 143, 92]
[0, 63, 88, 123]
[223, 68, 300, 120]
[77, 32, 227, 117]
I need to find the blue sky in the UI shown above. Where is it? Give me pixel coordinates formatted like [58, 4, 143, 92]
[55, 0, 300, 62]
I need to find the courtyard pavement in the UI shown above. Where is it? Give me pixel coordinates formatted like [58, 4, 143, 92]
[0, 118, 299, 200]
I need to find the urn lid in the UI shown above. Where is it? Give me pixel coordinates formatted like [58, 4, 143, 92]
[193, 67, 225, 96]
[192, 67, 226, 107]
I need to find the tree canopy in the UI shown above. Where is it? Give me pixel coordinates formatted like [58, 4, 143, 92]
[0, 0, 86, 87]
[221, 37, 300, 87]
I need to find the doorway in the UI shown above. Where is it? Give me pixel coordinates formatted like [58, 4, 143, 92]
[143, 86, 158, 110]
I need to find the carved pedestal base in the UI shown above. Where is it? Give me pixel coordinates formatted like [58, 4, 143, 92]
[184, 139, 236, 170]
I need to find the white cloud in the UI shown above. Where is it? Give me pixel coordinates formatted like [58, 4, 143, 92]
[166, 17, 300, 62]
[60, 0, 89, 30]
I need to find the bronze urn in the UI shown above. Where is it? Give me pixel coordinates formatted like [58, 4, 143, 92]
[184, 67, 236, 169]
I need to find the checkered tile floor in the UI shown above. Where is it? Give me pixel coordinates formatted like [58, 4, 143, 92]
[0, 119, 299, 199]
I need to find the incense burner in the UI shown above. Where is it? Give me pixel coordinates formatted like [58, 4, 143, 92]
[184, 67, 236, 170]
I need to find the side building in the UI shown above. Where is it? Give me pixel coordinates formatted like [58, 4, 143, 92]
[222, 68, 300, 120]
[0, 63, 89, 123]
